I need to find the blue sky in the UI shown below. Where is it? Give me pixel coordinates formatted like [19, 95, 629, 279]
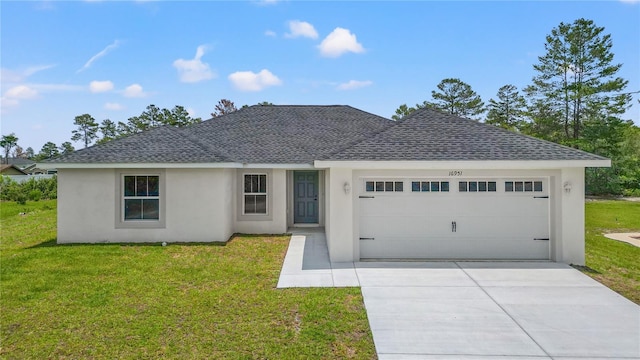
[2, 1, 639, 152]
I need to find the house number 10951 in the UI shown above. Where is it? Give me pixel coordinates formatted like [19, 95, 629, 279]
[448, 171, 463, 176]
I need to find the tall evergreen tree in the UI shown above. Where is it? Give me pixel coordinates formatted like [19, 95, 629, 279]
[421, 78, 484, 119]
[36, 142, 60, 161]
[391, 104, 416, 121]
[525, 18, 631, 142]
[71, 114, 99, 148]
[60, 141, 75, 155]
[98, 119, 118, 144]
[211, 99, 238, 118]
[0, 133, 19, 164]
[486, 85, 526, 130]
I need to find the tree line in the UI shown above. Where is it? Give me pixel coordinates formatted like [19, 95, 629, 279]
[391, 19, 639, 196]
[0, 99, 273, 163]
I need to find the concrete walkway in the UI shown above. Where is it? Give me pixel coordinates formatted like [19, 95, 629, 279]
[277, 230, 640, 359]
[605, 232, 640, 248]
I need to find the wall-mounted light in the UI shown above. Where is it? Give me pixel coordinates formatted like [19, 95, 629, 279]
[344, 182, 351, 194]
[563, 181, 572, 194]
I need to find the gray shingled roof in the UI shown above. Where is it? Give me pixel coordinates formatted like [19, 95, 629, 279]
[51, 105, 606, 164]
[52, 105, 393, 164]
[53, 125, 232, 163]
[326, 108, 608, 161]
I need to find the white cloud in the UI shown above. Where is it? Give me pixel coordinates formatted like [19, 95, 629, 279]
[285, 20, 318, 39]
[104, 102, 124, 110]
[1, 65, 56, 84]
[318, 27, 365, 58]
[264, 30, 277, 37]
[4, 85, 39, 99]
[123, 83, 147, 98]
[186, 107, 196, 117]
[620, 0, 639, 3]
[337, 80, 373, 91]
[228, 69, 282, 92]
[173, 45, 215, 83]
[89, 80, 114, 93]
[77, 40, 120, 73]
[256, 0, 279, 5]
[1, 85, 38, 112]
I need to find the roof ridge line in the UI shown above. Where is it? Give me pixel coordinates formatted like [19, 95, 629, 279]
[320, 116, 401, 160]
[168, 126, 237, 163]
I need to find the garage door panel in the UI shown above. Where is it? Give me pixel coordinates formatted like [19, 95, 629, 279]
[358, 178, 550, 260]
[360, 197, 450, 217]
[360, 215, 454, 238]
[455, 216, 548, 238]
[360, 237, 549, 260]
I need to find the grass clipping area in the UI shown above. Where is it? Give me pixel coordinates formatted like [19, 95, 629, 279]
[1, 200, 375, 359]
[583, 200, 640, 305]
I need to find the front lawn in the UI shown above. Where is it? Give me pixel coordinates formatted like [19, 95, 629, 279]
[0, 200, 375, 359]
[582, 200, 640, 304]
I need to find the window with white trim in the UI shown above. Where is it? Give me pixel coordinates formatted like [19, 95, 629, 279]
[244, 174, 267, 214]
[123, 175, 160, 220]
[411, 181, 450, 192]
[459, 181, 497, 192]
[365, 180, 403, 192]
[505, 181, 543, 192]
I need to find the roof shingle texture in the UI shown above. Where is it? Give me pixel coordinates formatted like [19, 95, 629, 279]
[328, 108, 607, 161]
[52, 105, 606, 164]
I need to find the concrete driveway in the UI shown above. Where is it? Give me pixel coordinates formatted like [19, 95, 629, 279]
[359, 261, 639, 359]
[277, 230, 640, 359]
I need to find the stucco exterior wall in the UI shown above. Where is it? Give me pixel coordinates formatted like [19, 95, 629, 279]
[325, 167, 354, 262]
[57, 168, 234, 243]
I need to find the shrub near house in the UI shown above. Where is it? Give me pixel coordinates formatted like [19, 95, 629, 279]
[0, 176, 57, 204]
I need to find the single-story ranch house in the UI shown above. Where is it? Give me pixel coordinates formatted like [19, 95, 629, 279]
[45, 105, 610, 265]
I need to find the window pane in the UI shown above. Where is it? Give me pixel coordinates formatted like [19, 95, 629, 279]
[376, 181, 384, 192]
[441, 182, 450, 192]
[524, 181, 533, 192]
[412, 181, 420, 192]
[366, 181, 375, 192]
[421, 182, 430, 192]
[385, 181, 394, 192]
[488, 182, 497, 192]
[431, 182, 440, 192]
[534, 181, 543, 192]
[124, 176, 136, 196]
[255, 195, 267, 214]
[244, 195, 256, 214]
[124, 199, 142, 220]
[459, 182, 467, 192]
[258, 175, 267, 193]
[136, 176, 147, 196]
[515, 181, 524, 192]
[251, 175, 259, 193]
[142, 199, 160, 220]
[478, 181, 487, 192]
[148, 176, 159, 196]
[395, 182, 403, 192]
[244, 175, 253, 193]
[469, 181, 478, 192]
[505, 181, 513, 192]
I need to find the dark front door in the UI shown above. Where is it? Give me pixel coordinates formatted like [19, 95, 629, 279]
[294, 171, 319, 224]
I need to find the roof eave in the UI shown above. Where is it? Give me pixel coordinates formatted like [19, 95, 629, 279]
[313, 159, 611, 170]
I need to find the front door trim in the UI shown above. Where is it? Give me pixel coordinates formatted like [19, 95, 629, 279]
[293, 171, 320, 224]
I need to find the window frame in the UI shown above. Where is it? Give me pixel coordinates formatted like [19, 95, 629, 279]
[243, 173, 268, 215]
[237, 170, 273, 222]
[115, 170, 166, 229]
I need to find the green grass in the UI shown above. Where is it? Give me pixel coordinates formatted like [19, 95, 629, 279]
[1, 200, 375, 359]
[583, 200, 640, 304]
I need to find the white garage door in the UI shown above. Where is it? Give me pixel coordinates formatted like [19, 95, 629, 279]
[359, 178, 550, 260]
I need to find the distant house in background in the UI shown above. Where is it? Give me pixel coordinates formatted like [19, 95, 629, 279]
[0, 164, 29, 175]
